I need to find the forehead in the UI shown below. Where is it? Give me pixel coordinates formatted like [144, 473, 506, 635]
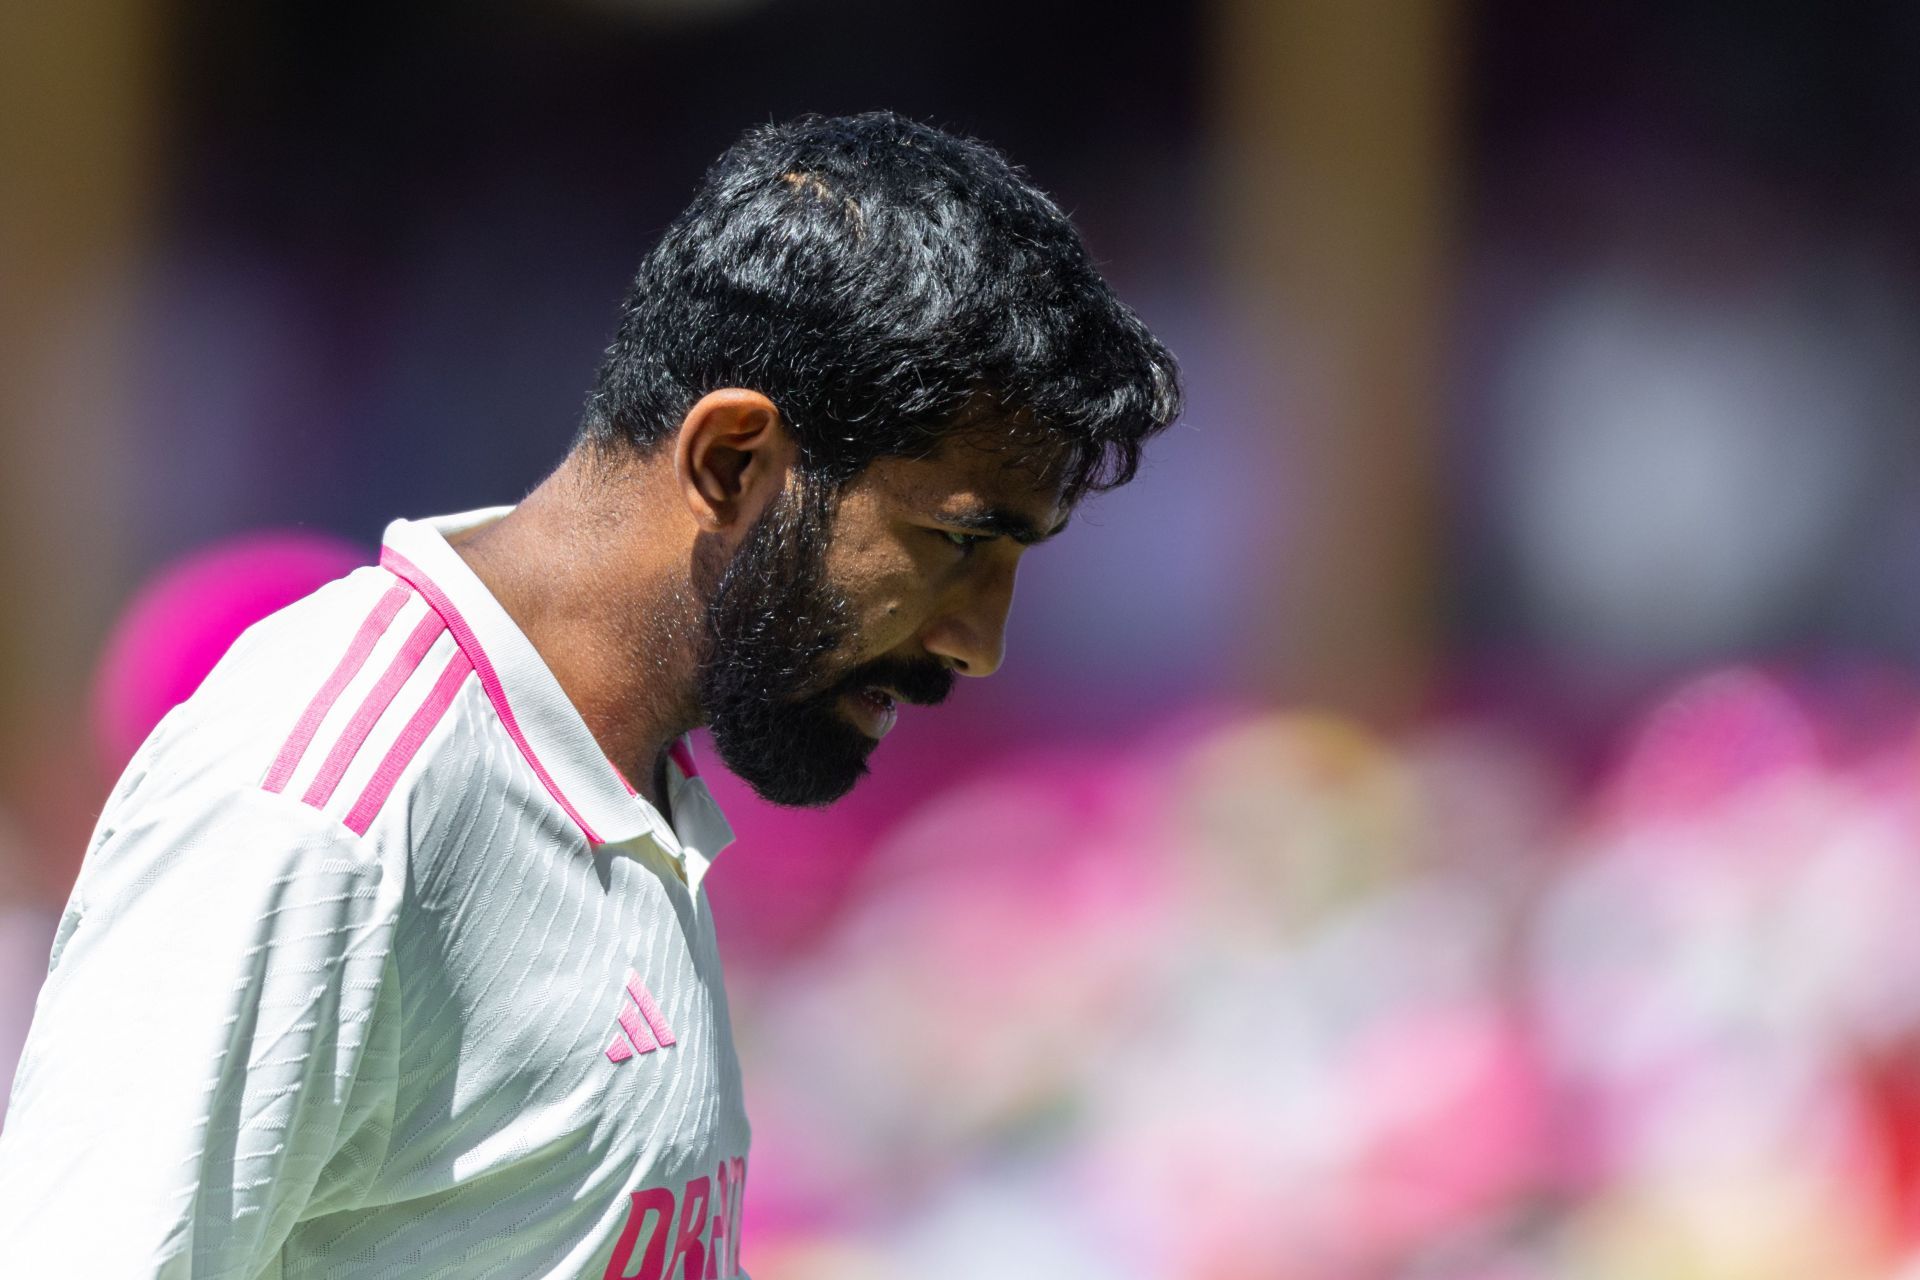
[853, 430, 1072, 526]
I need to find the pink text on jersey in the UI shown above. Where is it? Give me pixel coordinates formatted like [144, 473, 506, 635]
[604, 1156, 747, 1280]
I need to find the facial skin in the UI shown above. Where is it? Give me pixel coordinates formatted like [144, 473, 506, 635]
[699, 431, 1070, 806]
[452, 389, 1068, 812]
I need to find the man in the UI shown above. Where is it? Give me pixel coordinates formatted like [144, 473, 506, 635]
[0, 112, 1180, 1276]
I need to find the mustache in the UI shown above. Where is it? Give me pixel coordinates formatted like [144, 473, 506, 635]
[833, 657, 955, 708]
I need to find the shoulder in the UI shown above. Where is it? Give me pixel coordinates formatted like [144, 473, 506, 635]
[119, 564, 491, 847]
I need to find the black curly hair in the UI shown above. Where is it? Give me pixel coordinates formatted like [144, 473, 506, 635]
[579, 111, 1182, 504]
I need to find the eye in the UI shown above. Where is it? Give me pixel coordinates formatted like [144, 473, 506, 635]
[939, 530, 994, 553]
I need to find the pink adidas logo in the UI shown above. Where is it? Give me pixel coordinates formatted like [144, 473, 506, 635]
[606, 970, 677, 1063]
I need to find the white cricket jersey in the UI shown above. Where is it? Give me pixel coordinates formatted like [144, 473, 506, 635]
[0, 509, 752, 1279]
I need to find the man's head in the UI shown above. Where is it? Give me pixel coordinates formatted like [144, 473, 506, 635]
[578, 112, 1181, 805]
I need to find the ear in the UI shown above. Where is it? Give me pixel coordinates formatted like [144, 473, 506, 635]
[672, 389, 796, 535]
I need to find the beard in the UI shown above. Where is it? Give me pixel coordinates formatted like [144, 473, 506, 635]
[697, 483, 954, 807]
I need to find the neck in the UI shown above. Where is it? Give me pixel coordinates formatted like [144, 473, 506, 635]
[449, 452, 701, 810]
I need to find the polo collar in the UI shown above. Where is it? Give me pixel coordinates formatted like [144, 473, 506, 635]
[379, 508, 734, 870]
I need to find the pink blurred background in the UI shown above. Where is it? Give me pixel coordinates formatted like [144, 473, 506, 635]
[9, 2, 1920, 1276]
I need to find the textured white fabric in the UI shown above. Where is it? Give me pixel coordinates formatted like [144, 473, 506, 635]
[0, 511, 752, 1279]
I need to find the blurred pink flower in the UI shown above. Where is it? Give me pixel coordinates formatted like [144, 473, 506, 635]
[1603, 667, 1817, 825]
[89, 529, 368, 778]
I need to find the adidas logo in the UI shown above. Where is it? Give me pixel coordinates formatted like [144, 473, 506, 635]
[606, 970, 677, 1063]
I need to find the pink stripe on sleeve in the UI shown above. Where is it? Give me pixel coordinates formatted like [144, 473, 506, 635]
[343, 649, 473, 835]
[303, 611, 446, 809]
[263, 582, 412, 794]
[380, 547, 606, 844]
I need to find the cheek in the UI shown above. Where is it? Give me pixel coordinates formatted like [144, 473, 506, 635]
[818, 499, 949, 656]
[849, 575, 927, 655]
[829, 553, 934, 656]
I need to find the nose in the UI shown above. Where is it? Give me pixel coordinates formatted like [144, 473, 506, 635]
[921, 569, 1015, 679]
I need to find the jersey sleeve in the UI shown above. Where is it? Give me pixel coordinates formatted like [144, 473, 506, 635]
[0, 782, 403, 1278]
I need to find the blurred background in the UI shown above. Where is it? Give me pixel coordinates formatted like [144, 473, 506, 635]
[8, 1, 1920, 1276]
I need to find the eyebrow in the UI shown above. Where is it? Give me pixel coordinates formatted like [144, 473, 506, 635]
[936, 504, 1072, 547]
